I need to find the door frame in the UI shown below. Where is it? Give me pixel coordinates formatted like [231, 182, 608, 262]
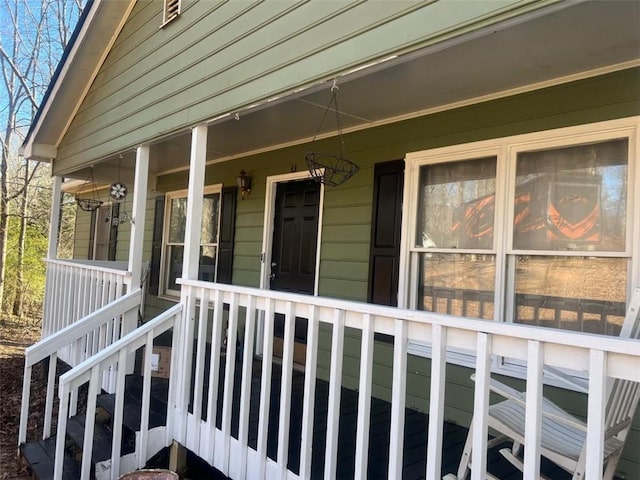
[90, 202, 119, 261]
[260, 170, 325, 295]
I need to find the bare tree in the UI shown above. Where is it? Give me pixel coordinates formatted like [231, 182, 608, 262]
[0, 0, 83, 317]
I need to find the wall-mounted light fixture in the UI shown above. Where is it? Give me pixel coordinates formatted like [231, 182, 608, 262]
[236, 170, 252, 199]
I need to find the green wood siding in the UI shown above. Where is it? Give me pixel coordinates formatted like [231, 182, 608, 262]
[53, 0, 557, 174]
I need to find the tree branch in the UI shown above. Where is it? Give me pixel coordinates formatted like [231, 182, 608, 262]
[0, 43, 39, 111]
[6, 161, 42, 202]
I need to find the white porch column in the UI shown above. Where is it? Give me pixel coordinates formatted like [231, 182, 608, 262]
[183, 124, 207, 280]
[47, 175, 62, 260]
[120, 145, 150, 369]
[127, 145, 150, 291]
[175, 124, 207, 440]
[43, 175, 62, 337]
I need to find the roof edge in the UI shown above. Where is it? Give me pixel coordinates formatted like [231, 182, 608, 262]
[21, 0, 95, 157]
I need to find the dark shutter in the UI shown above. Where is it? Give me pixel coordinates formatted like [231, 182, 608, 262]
[88, 209, 97, 260]
[216, 186, 237, 284]
[148, 195, 165, 295]
[368, 160, 404, 306]
[108, 203, 119, 261]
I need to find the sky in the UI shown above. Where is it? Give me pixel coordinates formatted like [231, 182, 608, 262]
[0, 0, 85, 153]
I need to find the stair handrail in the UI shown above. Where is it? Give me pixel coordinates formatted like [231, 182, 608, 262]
[53, 303, 183, 480]
[19, 289, 142, 446]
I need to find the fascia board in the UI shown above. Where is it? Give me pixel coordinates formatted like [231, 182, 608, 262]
[22, 0, 136, 161]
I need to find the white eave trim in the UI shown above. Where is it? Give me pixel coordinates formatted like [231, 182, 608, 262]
[22, 2, 101, 160]
[20, 142, 57, 163]
[22, 0, 136, 161]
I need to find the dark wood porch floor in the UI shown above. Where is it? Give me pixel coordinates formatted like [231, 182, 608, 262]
[185, 354, 573, 480]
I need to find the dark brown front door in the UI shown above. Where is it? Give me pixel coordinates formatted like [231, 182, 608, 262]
[270, 179, 320, 364]
[270, 179, 320, 294]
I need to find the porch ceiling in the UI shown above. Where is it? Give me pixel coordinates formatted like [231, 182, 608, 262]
[75, 0, 639, 183]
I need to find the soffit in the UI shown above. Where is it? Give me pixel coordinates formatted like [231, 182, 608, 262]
[22, 0, 135, 156]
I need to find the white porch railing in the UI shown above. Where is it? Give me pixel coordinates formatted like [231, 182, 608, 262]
[42, 259, 132, 346]
[19, 290, 142, 447]
[174, 280, 640, 480]
[53, 303, 182, 480]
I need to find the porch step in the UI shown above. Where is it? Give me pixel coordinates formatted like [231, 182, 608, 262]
[19, 437, 81, 480]
[21, 375, 169, 480]
[96, 375, 169, 432]
[66, 413, 132, 464]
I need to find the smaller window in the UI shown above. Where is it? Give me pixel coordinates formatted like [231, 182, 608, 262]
[162, 0, 181, 25]
[162, 187, 221, 297]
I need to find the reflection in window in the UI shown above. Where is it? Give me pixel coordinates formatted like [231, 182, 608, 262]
[419, 253, 495, 320]
[168, 197, 187, 243]
[514, 139, 627, 252]
[509, 139, 629, 336]
[513, 256, 626, 335]
[417, 157, 497, 249]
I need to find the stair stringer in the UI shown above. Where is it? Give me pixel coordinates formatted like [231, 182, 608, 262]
[93, 426, 167, 480]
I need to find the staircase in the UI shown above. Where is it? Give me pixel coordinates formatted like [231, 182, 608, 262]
[19, 295, 182, 480]
[20, 375, 169, 479]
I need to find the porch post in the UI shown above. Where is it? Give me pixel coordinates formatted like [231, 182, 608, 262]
[175, 124, 207, 442]
[42, 175, 62, 337]
[120, 145, 150, 377]
[182, 124, 207, 280]
[127, 144, 150, 292]
[46, 175, 62, 260]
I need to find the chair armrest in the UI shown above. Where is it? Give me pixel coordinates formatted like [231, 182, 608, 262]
[470, 374, 588, 431]
[470, 374, 525, 403]
[543, 366, 589, 394]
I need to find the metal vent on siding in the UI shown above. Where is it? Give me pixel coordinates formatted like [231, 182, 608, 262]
[162, 0, 181, 25]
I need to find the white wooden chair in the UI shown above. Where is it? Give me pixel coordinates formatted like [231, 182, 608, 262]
[445, 286, 640, 480]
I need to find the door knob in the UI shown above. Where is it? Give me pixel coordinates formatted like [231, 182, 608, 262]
[269, 262, 277, 280]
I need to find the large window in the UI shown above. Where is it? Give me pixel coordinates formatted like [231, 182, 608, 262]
[405, 119, 637, 339]
[162, 187, 221, 296]
[509, 139, 628, 335]
[415, 156, 498, 320]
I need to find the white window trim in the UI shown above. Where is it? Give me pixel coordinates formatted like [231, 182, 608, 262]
[401, 116, 640, 385]
[159, 184, 222, 299]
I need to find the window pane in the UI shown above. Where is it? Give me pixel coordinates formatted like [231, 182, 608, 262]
[168, 197, 187, 243]
[198, 246, 217, 282]
[167, 245, 184, 291]
[514, 139, 628, 251]
[419, 253, 495, 320]
[417, 157, 497, 249]
[513, 255, 626, 335]
[201, 193, 220, 244]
